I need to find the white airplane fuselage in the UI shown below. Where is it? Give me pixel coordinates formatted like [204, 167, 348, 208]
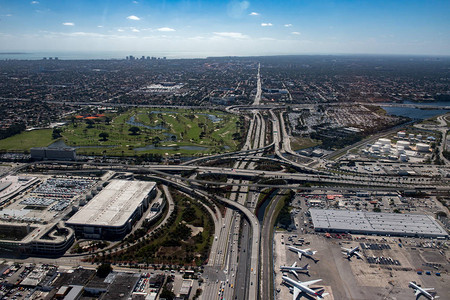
[282, 276, 325, 299]
[409, 282, 437, 300]
[288, 246, 317, 258]
[342, 246, 362, 259]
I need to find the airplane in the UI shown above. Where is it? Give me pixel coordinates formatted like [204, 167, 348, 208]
[280, 262, 310, 278]
[282, 276, 329, 300]
[288, 246, 317, 260]
[409, 281, 439, 300]
[341, 246, 363, 259]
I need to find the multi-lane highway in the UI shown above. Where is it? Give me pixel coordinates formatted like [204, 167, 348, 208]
[203, 66, 265, 300]
[11, 63, 449, 300]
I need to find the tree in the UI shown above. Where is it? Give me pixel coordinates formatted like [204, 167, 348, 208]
[152, 136, 161, 147]
[96, 263, 112, 278]
[129, 126, 140, 135]
[104, 116, 111, 125]
[99, 132, 109, 141]
[52, 128, 62, 139]
[86, 119, 95, 129]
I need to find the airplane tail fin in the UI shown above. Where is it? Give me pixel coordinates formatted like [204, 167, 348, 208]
[316, 290, 329, 299]
[304, 264, 309, 269]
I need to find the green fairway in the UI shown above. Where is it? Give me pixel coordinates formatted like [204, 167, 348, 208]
[0, 129, 55, 151]
[1, 108, 242, 157]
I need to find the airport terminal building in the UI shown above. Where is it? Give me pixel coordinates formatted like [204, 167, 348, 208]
[66, 180, 157, 240]
[310, 209, 448, 238]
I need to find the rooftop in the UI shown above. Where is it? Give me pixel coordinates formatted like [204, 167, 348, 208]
[66, 180, 156, 227]
[310, 209, 448, 238]
[106, 272, 140, 299]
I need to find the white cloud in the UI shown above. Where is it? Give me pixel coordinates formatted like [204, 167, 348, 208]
[187, 36, 207, 41]
[127, 15, 140, 21]
[157, 27, 175, 32]
[132, 28, 140, 32]
[261, 23, 273, 27]
[30, 1, 39, 4]
[284, 24, 292, 27]
[213, 32, 249, 39]
[132, 1, 139, 3]
[249, 12, 259, 16]
[66, 32, 106, 38]
[227, 1, 250, 18]
[291, 32, 301, 35]
[117, 29, 125, 32]
[98, 25, 103, 28]
[62, 22, 75, 26]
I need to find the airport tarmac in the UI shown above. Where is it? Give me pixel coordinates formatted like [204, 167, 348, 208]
[273, 231, 449, 300]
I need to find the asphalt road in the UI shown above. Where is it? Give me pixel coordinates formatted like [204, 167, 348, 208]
[261, 190, 285, 300]
[235, 218, 251, 300]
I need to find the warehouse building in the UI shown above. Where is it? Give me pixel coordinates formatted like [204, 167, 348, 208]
[310, 209, 448, 238]
[66, 180, 156, 240]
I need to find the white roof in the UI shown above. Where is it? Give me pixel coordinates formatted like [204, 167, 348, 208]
[310, 209, 448, 237]
[67, 180, 155, 227]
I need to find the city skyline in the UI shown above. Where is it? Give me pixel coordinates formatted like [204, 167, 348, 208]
[0, 0, 449, 57]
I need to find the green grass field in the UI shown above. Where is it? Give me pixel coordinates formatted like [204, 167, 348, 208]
[0, 129, 54, 151]
[290, 136, 320, 151]
[1, 108, 241, 157]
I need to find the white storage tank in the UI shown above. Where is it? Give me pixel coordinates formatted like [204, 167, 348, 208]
[397, 131, 406, 138]
[409, 133, 415, 139]
[399, 154, 408, 162]
[397, 140, 410, 149]
[397, 145, 405, 154]
[382, 145, 390, 153]
[416, 134, 422, 140]
[378, 138, 391, 145]
[372, 145, 381, 151]
[416, 143, 430, 152]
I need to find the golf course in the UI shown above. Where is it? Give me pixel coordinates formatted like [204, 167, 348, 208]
[0, 108, 243, 157]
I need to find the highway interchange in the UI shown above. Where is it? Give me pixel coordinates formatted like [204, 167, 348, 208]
[143, 68, 448, 300]
[127, 67, 447, 299]
[6, 65, 449, 300]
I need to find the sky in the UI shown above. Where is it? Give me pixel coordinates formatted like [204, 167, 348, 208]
[0, 0, 449, 57]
